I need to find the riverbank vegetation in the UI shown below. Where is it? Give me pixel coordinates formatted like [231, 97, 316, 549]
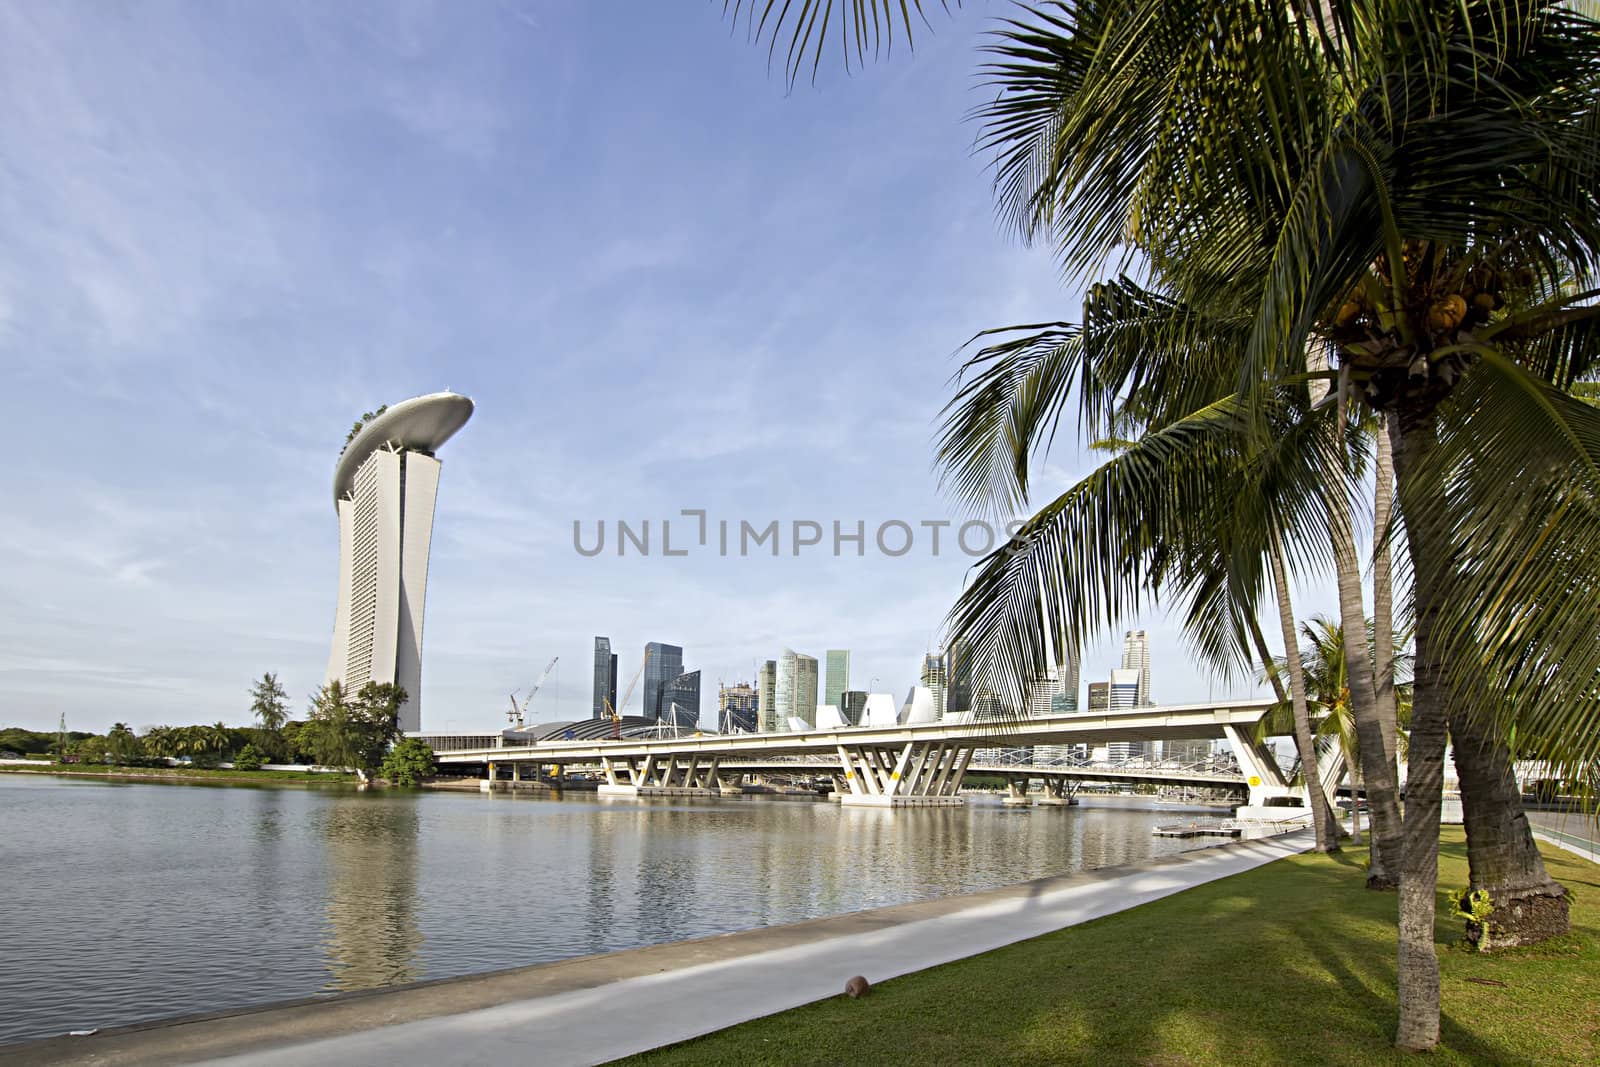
[1, 670, 426, 784]
[629, 831, 1598, 1066]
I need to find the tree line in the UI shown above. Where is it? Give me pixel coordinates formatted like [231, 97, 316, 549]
[3, 672, 434, 786]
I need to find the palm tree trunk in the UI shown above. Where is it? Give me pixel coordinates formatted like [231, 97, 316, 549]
[1351, 763, 1363, 845]
[1326, 437, 1402, 887]
[1391, 408, 1449, 1053]
[1372, 414, 1400, 775]
[1267, 533, 1340, 852]
[1450, 708, 1569, 948]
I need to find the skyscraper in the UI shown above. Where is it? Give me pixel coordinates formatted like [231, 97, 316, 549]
[1028, 668, 1067, 717]
[920, 652, 948, 720]
[824, 650, 850, 710]
[591, 637, 618, 720]
[1109, 667, 1141, 710]
[660, 670, 701, 729]
[325, 392, 473, 733]
[776, 648, 819, 730]
[944, 642, 972, 716]
[642, 642, 685, 722]
[1087, 681, 1110, 712]
[757, 659, 777, 732]
[1120, 629, 1152, 707]
[1059, 644, 1082, 712]
[718, 682, 759, 733]
[1107, 667, 1146, 759]
[839, 690, 868, 726]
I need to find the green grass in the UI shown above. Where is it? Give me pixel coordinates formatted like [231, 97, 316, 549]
[0, 763, 361, 785]
[625, 829, 1599, 1066]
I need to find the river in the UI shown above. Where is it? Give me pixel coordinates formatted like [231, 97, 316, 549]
[0, 774, 1233, 1046]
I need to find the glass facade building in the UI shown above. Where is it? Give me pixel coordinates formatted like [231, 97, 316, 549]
[592, 637, 617, 720]
[660, 669, 701, 729]
[776, 648, 819, 730]
[642, 642, 684, 723]
[824, 650, 850, 710]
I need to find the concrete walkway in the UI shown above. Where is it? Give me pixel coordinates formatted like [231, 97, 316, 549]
[8, 831, 1312, 1067]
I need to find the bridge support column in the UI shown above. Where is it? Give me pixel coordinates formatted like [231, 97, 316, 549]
[1224, 724, 1308, 822]
[480, 761, 499, 792]
[1036, 776, 1078, 806]
[1002, 775, 1033, 807]
[838, 741, 967, 807]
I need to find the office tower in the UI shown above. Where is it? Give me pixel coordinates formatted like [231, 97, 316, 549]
[1165, 738, 1212, 764]
[642, 642, 685, 722]
[1107, 739, 1149, 761]
[757, 659, 778, 732]
[1028, 668, 1066, 718]
[776, 648, 819, 730]
[1107, 668, 1146, 759]
[920, 651, 948, 719]
[326, 392, 473, 733]
[944, 642, 972, 716]
[1087, 681, 1110, 712]
[1059, 644, 1081, 712]
[824, 650, 851, 710]
[839, 690, 868, 726]
[592, 637, 618, 720]
[1120, 629, 1152, 706]
[660, 670, 701, 729]
[718, 682, 759, 733]
[1109, 667, 1140, 710]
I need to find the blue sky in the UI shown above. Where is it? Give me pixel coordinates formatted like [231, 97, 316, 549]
[0, 2, 1338, 734]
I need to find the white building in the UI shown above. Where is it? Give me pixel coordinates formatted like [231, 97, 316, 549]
[325, 392, 473, 733]
[1120, 629, 1152, 707]
[775, 649, 819, 731]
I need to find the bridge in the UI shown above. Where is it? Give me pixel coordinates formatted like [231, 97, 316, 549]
[434, 698, 1337, 813]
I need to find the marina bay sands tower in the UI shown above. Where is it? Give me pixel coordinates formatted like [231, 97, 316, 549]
[325, 392, 474, 733]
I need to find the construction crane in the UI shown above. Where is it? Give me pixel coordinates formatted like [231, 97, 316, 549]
[506, 656, 559, 730]
[604, 646, 651, 740]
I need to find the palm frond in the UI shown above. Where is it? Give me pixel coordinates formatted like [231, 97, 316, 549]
[721, 0, 954, 86]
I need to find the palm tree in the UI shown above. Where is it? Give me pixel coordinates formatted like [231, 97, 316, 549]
[944, 0, 1597, 1049]
[727, 0, 1597, 1045]
[250, 672, 289, 735]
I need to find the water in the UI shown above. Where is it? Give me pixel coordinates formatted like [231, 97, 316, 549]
[0, 775, 1228, 1046]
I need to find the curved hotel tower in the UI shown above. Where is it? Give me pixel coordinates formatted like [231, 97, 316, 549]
[326, 392, 473, 733]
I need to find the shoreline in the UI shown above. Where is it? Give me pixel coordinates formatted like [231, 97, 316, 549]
[1, 830, 1311, 1066]
[0, 765, 361, 788]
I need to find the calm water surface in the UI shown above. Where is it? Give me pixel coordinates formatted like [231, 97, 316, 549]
[0, 774, 1228, 1045]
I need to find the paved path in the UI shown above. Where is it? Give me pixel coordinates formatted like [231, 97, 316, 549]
[7, 831, 1312, 1067]
[1530, 809, 1600, 864]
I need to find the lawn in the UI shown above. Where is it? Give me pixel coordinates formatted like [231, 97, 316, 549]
[625, 829, 1598, 1065]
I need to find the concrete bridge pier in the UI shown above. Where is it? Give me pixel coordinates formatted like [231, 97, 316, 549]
[1002, 776, 1034, 807]
[1035, 777, 1078, 806]
[596, 753, 722, 798]
[836, 741, 970, 807]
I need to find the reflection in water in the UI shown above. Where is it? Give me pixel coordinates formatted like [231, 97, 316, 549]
[318, 799, 422, 990]
[1, 776, 1229, 1047]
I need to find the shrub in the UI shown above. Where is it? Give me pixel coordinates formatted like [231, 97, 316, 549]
[233, 744, 265, 771]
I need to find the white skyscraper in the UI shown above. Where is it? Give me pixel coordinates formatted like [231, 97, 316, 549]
[775, 648, 819, 731]
[1120, 629, 1152, 707]
[1106, 666, 1147, 760]
[326, 392, 473, 733]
